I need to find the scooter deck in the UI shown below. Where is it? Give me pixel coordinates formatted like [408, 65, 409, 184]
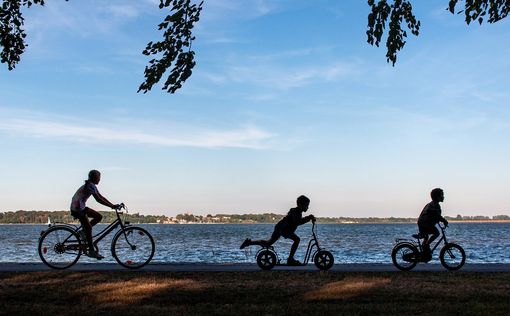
[276, 261, 307, 267]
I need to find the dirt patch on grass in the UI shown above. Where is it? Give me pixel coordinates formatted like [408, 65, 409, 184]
[304, 276, 391, 301]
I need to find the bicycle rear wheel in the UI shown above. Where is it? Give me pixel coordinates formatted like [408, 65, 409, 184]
[111, 226, 155, 269]
[440, 243, 465, 271]
[391, 243, 418, 271]
[38, 226, 82, 269]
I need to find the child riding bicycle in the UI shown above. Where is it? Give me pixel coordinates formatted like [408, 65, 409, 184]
[418, 188, 449, 260]
[240, 195, 315, 265]
[70, 170, 122, 259]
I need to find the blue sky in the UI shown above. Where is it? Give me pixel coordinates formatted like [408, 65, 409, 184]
[1, 0, 509, 217]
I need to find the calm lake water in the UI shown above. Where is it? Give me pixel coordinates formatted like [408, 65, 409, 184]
[0, 222, 508, 264]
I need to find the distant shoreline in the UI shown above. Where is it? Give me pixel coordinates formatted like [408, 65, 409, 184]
[1, 220, 509, 225]
[3, 210, 508, 225]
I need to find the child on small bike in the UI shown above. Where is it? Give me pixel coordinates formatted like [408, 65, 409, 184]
[418, 188, 448, 260]
[240, 195, 315, 265]
[70, 170, 121, 259]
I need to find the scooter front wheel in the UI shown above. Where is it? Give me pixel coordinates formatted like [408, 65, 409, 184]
[314, 250, 334, 271]
[256, 249, 277, 270]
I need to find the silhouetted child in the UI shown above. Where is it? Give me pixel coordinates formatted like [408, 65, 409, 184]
[70, 170, 121, 259]
[240, 195, 315, 265]
[418, 188, 448, 260]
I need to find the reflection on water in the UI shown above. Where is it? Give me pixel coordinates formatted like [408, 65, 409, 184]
[0, 223, 508, 264]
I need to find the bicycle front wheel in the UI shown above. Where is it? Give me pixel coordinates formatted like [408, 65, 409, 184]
[111, 226, 155, 269]
[38, 226, 82, 269]
[440, 243, 465, 271]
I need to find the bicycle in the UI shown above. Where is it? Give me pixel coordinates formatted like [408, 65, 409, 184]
[391, 223, 465, 271]
[38, 203, 155, 269]
[255, 221, 334, 271]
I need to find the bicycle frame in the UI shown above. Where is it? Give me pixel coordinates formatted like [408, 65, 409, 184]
[416, 224, 449, 254]
[47, 207, 130, 249]
[396, 223, 449, 255]
[93, 210, 130, 246]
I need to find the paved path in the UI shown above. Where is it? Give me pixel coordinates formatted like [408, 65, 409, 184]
[1, 263, 509, 272]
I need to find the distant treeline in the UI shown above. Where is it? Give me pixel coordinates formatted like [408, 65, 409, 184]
[0, 210, 167, 224]
[1, 210, 509, 224]
[177, 213, 510, 224]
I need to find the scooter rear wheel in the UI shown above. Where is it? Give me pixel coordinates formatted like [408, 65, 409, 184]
[314, 250, 334, 271]
[256, 249, 277, 270]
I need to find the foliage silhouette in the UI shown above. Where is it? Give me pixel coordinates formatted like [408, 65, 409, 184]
[0, 0, 508, 93]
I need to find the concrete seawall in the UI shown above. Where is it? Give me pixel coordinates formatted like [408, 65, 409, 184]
[1, 263, 509, 272]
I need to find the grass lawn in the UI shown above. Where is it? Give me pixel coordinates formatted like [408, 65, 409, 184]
[0, 271, 509, 315]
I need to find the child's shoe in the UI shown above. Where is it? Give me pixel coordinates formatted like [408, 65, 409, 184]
[287, 258, 302, 266]
[240, 238, 251, 249]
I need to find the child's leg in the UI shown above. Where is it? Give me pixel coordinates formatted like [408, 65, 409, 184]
[241, 231, 280, 249]
[248, 234, 279, 247]
[85, 207, 103, 227]
[288, 233, 300, 260]
[427, 227, 440, 246]
[77, 214, 94, 251]
[422, 235, 429, 247]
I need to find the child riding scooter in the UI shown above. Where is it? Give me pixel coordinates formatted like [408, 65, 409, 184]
[240, 195, 315, 266]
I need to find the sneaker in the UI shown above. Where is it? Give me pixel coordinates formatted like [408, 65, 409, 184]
[420, 251, 432, 263]
[287, 258, 302, 266]
[87, 249, 104, 260]
[420, 245, 432, 262]
[240, 238, 251, 249]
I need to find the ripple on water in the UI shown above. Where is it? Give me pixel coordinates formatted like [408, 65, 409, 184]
[1, 223, 509, 264]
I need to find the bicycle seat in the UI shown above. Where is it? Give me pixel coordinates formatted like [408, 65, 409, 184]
[412, 233, 427, 239]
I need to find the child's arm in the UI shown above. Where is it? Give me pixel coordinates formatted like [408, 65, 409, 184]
[298, 215, 315, 225]
[433, 204, 448, 226]
[92, 192, 117, 209]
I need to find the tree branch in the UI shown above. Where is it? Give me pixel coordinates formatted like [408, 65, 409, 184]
[366, 0, 420, 66]
[138, 0, 203, 94]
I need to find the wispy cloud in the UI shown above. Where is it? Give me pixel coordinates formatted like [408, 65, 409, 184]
[201, 0, 282, 21]
[0, 109, 275, 150]
[246, 47, 334, 62]
[203, 60, 359, 91]
[105, 4, 141, 19]
[24, 0, 160, 51]
[197, 0, 302, 45]
[365, 105, 491, 133]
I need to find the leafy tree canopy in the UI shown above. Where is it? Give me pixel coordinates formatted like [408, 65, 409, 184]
[1, 0, 508, 93]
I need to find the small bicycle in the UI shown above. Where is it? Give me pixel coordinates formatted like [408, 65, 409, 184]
[255, 222, 334, 271]
[391, 223, 465, 271]
[38, 203, 155, 269]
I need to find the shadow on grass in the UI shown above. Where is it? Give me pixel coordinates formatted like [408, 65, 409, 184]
[1, 271, 509, 315]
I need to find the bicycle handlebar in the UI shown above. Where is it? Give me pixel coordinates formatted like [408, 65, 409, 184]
[115, 203, 127, 213]
[438, 222, 448, 229]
